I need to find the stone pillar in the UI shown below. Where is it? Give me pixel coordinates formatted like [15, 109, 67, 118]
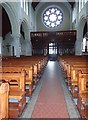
[70, 7, 72, 30]
[25, 40, 32, 56]
[86, 14, 88, 51]
[28, 0, 32, 21]
[0, 36, 2, 56]
[76, 1, 79, 29]
[75, 38, 82, 55]
[79, 0, 82, 12]
[25, 28, 32, 56]
[12, 35, 21, 57]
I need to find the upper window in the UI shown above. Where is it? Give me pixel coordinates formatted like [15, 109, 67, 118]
[42, 6, 63, 28]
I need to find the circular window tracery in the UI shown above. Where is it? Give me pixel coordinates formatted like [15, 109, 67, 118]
[42, 6, 63, 28]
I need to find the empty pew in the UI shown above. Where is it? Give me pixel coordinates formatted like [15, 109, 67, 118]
[0, 63, 42, 96]
[59, 55, 88, 86]
[1, 55, 48, 118]
[0, 71, 26, 118]
[0, 82, 9, 119]
[58, 55, 88, 119]
[70, 67, 88, 97]
[77, 71, 88, 119]
[1, 56, 48, 96]
[0, 66, 33, 96]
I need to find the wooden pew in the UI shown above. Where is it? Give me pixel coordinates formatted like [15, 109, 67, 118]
[58, 55, 88, 119]
[0, 55, 48, 118]
[0, 71, 26, 118]
[70, 67, 88, 97]
[0, 66, 33, 96]
[77, 71, 88, 119]
[0, 64, 40, 96]
[0, 82, 9, 119]
[59, 56, 88, 87]
[1, 56, 48, 96]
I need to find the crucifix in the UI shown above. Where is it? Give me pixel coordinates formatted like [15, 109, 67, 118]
[6, 44, 11, 52]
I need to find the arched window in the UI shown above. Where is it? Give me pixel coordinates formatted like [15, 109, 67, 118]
[42, 6, 63, 28]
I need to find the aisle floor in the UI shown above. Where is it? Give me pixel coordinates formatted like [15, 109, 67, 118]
[21, 61, 80, 119]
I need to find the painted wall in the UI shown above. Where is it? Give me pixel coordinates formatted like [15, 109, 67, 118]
[35, 2, 71, 31]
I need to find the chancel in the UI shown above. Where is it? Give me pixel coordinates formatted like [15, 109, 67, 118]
[0, 0, 88, 119]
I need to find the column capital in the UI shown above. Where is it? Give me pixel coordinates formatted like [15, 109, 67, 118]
[11, 34, 21, 39]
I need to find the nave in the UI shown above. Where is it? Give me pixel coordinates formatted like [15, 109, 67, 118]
[22, 61, 79, 118]
[0, 1, 88, 119]
[0, 55, 88, 119]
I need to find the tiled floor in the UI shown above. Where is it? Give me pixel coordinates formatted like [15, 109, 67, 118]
[21, 61, 80, 119]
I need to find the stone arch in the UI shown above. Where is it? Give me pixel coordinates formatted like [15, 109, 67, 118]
[20, 19, 32, 56]
[1, 2, 19, 36]
[0, 3, 19, 56]
[83, 21, 87, 38]
[20, 18, 29, 40]
[75, 15, 87, 55]
[78, 16, 87, 41]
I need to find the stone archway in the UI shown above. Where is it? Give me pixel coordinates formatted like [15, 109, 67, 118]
[20, 19, 32, 56]
[1, 3, 19, 36]
[0, 3, 19, 56]
[75, 16, 87, 55]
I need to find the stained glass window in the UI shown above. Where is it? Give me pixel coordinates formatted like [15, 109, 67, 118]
[42, 6, 63, 28]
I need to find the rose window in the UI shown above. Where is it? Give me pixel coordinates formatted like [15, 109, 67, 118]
[42, 6, 63, 28]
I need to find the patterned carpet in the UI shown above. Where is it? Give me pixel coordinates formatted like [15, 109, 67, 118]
[31, 61, 69, 118]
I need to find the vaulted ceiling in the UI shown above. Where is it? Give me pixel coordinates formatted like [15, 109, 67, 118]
[32, 0, 75, 10]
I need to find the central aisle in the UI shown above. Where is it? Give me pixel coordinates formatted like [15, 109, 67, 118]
[32, 61, 69, 118]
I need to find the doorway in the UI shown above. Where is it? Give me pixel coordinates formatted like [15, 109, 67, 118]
[48, 42, 58, 61]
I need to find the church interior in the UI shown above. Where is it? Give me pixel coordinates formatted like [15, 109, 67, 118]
[0, 0, 88, 119]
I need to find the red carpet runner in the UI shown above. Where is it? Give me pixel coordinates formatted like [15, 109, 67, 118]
[32, 61, 69, 118]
